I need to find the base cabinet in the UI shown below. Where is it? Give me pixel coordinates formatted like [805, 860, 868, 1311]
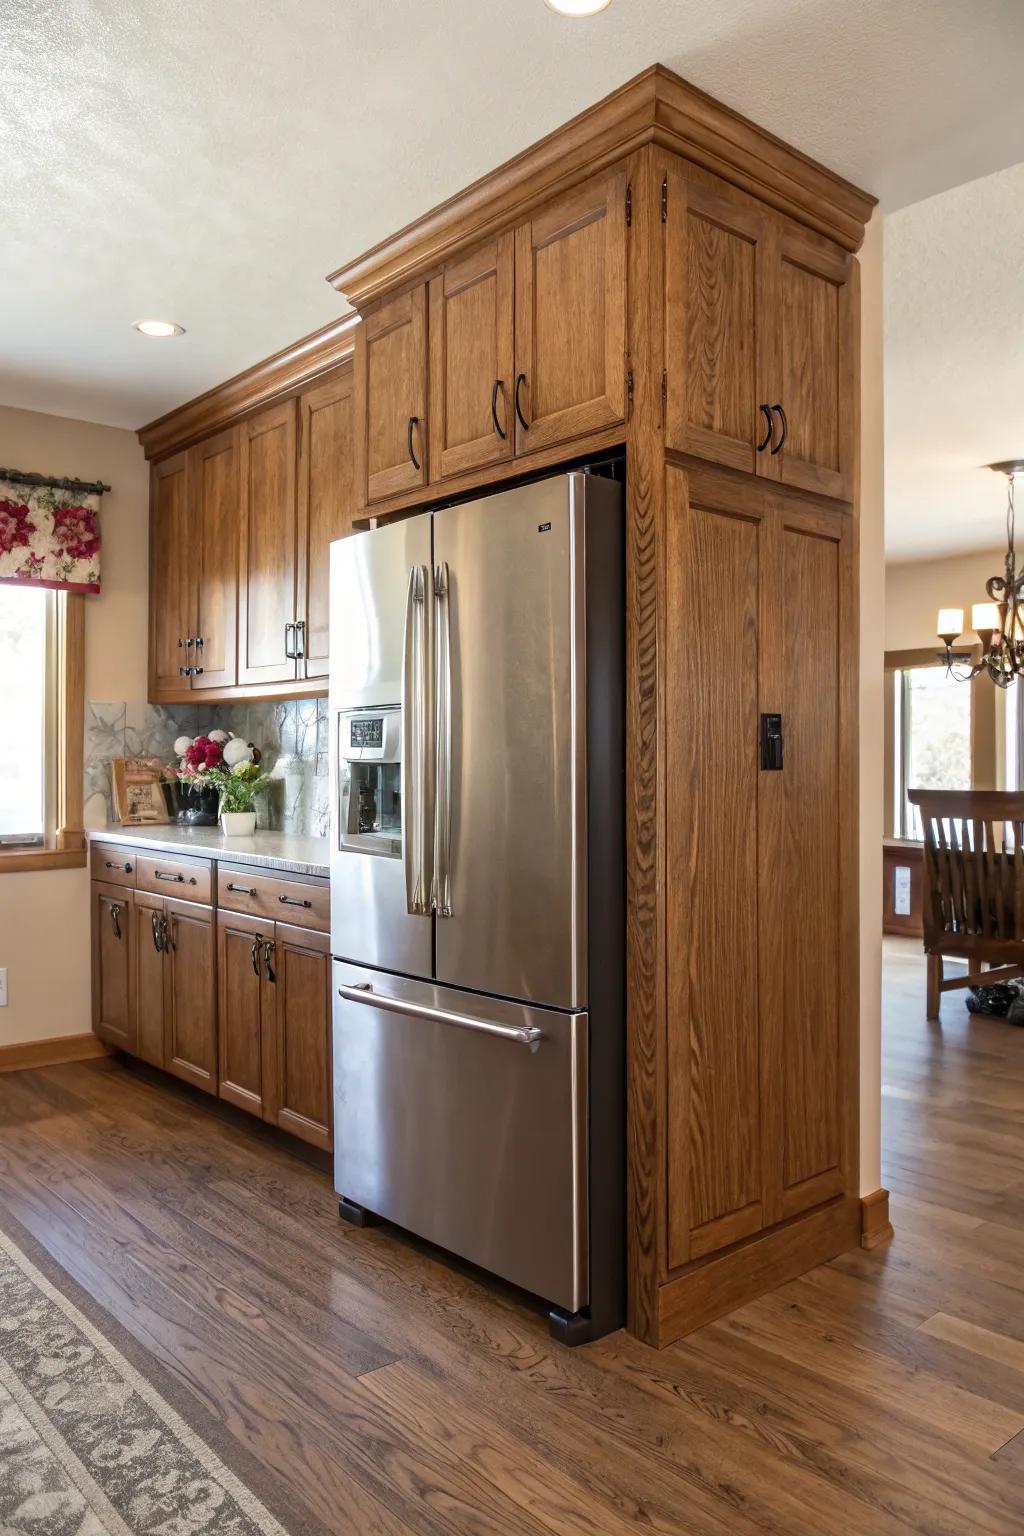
[92, 882, 137, 1053]
[163, 899, 218, 1095]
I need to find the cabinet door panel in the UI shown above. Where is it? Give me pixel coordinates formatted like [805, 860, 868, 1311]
[92, 882, 136, 1052]
[217, 910, 273, 1118]
[664, 166, 771, 474]
[149, 452, 192, 698]
[429, 236, 514, 480]
[297, 368, 354, 681]
[272, 922, 332, 1151]
[164, 900, 217, 1095]
[356, 288, 428, 504]
[238, 401, 299, 686]
[760, 502, 852, 1223]
[514, 169, 627, 454]
[665, 467, 763, 1268]
[190, 427, 240, 691]
[133, 891, 165, 1068]
[775, 228, 854, 501]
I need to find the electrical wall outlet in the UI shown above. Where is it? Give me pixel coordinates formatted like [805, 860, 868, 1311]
[0, 968, 7, 1007]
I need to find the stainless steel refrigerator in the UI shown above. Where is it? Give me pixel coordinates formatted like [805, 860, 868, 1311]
[329, 470, 624, 1343]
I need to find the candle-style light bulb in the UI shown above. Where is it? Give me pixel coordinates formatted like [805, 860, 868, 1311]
[972, 601, 999, 636]
[937, 607, 964, 643]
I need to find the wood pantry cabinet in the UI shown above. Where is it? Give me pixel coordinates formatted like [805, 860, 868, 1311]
[148, 361, 354, 705]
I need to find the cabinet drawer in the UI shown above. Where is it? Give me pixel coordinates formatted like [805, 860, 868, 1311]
[217, 867, 329, 932]
[90, 844, 138, 887]
[136, 853, 212, 904]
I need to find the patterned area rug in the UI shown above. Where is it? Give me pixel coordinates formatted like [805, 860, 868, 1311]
[0, 1215, 321, 1536]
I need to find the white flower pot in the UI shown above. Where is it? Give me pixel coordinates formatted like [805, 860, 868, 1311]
[220, 810, 257, 837]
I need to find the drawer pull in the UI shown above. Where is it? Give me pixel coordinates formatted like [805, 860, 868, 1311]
[227, 883, 257, 896]
[278, 894, 312, 909]
[155, 870, 195, 885]
[105, 859, 132, 872]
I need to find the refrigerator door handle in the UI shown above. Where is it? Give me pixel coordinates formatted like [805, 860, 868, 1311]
[402, 563, 431, 915]
[338, 982, 543, 1047]
[431, 560, 453, 918]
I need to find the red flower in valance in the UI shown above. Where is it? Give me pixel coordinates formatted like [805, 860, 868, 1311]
[52, 503, 100, 562]
[0, 498, 35, 555]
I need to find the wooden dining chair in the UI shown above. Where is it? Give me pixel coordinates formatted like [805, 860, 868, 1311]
[909, 789, 1024, 1018]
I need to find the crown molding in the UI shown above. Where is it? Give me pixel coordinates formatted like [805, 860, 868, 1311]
[138, 313, 357, 461]
[328, 63, 876, 312]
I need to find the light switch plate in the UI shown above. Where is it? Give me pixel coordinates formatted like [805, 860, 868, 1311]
[0, 968, 7, 1006]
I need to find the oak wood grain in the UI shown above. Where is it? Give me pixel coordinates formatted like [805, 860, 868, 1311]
[237, 400, 300, 687]
[428, 236, 514, 480]
[296, 365, 354, 681]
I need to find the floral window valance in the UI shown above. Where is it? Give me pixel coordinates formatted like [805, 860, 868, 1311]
[0, 469, 107, 594]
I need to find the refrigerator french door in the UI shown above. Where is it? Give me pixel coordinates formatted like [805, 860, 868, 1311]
[329, 471, 624, 1342]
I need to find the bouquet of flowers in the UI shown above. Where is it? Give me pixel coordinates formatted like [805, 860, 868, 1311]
[171, 729, 272, 827]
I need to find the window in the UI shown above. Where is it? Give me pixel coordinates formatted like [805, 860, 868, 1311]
[0, 584, 55, 845]
[0, 586, 84, 871]
[894, 664, 972, 839]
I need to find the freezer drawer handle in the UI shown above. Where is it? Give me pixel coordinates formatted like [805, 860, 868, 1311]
[338, 982, 543, 1048]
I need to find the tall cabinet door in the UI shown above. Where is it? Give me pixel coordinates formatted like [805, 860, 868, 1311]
[355, 286, 428, 504]
[663, 165, 772, 474]
[428, 235, 515, 480]
[132, 891, 166, 1068]
[189, 426, 240, 692]
[238, 401, 299, 686]
[272, 922, 332, 1151]
[149, 451, 193, 698]
[92, 882, 137, 1052]
[513, 168, 627, 455]
[163, 899, 217, 1095]
[664, 466, 764, 1268]
[758, 498, 855, 1225]
[297, 368, 354, 681]
[217, 910, 274, 1118]
[771, 225, 855, 502]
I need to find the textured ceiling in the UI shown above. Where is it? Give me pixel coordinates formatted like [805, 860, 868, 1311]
[3, 0, 1024, 429]
[885, 160, 1024, 562]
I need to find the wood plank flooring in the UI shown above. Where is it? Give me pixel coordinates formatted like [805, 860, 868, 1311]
[3, 938, 1024, 1534]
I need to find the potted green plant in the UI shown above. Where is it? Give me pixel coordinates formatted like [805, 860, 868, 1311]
[202, 759, 272, 836]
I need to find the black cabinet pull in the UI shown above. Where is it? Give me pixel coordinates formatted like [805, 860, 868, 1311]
[770, 403, 788, 455]
[151, 911, 164, 953]
[757, 404, 773, 453]
[514, 373, 529, 433]
[278, 894, 312, 909]
[284, 622, 296, 659]
[263, 940, 276, 983]
[227, 882, 257, 897]
[491, 379, 507, 442]
[105, 859, 132, 872]
[760, 713, 784, 771]
[251, 938, 261, 978]
[109, 902, 122, 941]
[407, 416, 421, 471]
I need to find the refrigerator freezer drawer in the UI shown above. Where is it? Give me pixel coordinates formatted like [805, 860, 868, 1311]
[332, 960, 589, 1313]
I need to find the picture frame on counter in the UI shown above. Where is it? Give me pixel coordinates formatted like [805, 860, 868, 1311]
[111, 756, 170, 825]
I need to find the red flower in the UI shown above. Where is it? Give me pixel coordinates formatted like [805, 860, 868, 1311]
[184, 738, 209, 770]
[52, 504, 99, 563]
[0, 498, 35, 555]
[203, 742, 223, 768]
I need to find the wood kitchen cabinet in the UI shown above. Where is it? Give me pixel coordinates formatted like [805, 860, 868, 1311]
[92, 881, 137, 1053]
[132, 889, 166, 1069]
[297, 368, 356, 680]
[218, 908, 275, 1118]
[237, 400, 300, 687]
[663, 159, 854, 502]
[663, 464, 855, 1269]
[429, 236, 515, 480]
[149, 451, 192, 696]
[189, 426, 240, 691]
[162, 898, 218, 1095]
[513, 168, 628, 455]
[356, 286, 428, 504]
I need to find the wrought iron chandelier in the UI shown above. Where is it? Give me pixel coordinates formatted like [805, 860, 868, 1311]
[938, 461, 1024, 689]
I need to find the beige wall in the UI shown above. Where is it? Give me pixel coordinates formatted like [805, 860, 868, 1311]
[0, 405, 148, 1046]
[886, 548, 1006, 652]
[859, 211, 885, 1198]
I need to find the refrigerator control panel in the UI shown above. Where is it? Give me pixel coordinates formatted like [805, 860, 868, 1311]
[339, 707, 401, 763]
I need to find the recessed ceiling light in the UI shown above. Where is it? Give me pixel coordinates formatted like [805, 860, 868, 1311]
[133, 319, 185, 338]
[544, 0, 612, 14]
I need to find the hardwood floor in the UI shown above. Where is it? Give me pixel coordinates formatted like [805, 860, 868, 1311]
[3, 938, 1024, 1534]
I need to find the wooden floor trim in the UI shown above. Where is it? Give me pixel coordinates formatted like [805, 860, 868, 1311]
[860, 1186, 894, 1250]
[0, 1033, 112, 1075]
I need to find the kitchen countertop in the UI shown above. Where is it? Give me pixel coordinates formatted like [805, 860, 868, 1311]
[87, 825, 329, 879]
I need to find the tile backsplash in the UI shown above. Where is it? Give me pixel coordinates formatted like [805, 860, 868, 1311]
[84, 698, 329, 837]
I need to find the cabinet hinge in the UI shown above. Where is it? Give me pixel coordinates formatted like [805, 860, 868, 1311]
[626, 368, 634, 417]
[661, 176, 668, 223]
[625, 183, 632, 228]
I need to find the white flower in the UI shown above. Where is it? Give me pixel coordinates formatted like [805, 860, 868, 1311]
[222, 737, 253, 767]
[173, 736, 192, 757]
[208, 729, 229, 744]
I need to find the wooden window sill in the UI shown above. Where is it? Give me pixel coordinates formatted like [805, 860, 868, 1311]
[0, 847, 87, 873]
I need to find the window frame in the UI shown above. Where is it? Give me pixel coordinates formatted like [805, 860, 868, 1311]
[0, 590, 85, 873]
[883, 645, 978, 842]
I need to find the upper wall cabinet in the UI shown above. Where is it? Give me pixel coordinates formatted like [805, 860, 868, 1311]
[356, 287, 428, 504]
[663, 162, 855, 502]
[429, 235, 515, 480]
[238, 400, 299, 688]
[297, 370, 355, 681]
[150, 451, 193, 696]
[513, 168, 628, 455]
[190, 427, 240, 692]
